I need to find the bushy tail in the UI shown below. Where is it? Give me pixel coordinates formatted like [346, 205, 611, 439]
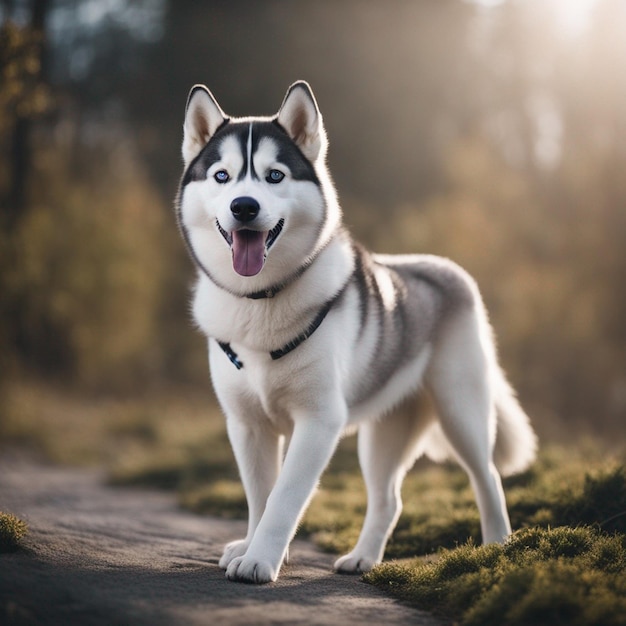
[492, 368, 537, 477]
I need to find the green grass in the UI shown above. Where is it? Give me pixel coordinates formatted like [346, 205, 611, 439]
[365, 527, 626, 626]
[0, 512, 28, 553]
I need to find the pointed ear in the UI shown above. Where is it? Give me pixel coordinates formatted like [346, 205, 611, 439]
[277, 81, 326, 162]
[182, 85, 228, 166]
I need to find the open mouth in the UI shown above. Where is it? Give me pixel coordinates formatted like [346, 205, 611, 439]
[266, 219, 284, 250]
[216, 218, 284, 277]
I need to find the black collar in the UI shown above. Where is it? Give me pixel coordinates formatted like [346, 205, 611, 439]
[190, 259, 312, 301]
[245, 285, 283, 299]
[243, 258, 317, 299]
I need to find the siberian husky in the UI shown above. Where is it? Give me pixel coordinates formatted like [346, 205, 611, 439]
[176, 81, 537, 583]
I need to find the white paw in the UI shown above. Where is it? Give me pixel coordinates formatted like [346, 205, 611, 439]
[219, 539, 249, 569]
[225, 555, 278, 584]
[334, 553, 378, 574]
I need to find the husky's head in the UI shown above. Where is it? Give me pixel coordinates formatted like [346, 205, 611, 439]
[177, 81, 340, 295]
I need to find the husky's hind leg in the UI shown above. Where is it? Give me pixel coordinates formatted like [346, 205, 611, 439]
[426, 309, 511, 544]
[334, 407, 432, 573]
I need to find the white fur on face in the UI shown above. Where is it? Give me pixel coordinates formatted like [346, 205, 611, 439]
[180, 125, 328, 290]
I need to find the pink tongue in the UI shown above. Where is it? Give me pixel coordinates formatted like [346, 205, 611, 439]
[231, 230, 267, 276]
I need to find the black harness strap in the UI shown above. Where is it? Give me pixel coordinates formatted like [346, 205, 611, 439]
[217, 341, 244, 370]
[216, 291, 343, 369]
[269, 298, 334, 361]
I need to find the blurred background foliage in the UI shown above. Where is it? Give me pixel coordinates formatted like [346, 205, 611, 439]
[1, 0, 625, 442]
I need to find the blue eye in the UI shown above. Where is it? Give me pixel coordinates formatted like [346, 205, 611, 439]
[214, 170, 230, 183]
[267, 169, 285, 184]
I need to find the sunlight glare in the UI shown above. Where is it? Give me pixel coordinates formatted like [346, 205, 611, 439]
[466, 0, 600, 39]
[553, 0, 599, 38]
[463, 0, 507, 7]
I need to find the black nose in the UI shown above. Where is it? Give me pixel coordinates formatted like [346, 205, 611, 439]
[230, 196, 260, 223]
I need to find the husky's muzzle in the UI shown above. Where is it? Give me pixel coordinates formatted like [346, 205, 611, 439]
[216, 196, 284, 277]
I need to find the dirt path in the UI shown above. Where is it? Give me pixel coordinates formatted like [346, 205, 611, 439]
[0, 454, 443, 625]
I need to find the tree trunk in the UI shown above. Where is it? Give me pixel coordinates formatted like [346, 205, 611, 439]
[5, 0, 50, 226]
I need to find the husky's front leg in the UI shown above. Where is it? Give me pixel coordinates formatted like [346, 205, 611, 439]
[226, 406, 345, 583]
[218, 417, 283, 569]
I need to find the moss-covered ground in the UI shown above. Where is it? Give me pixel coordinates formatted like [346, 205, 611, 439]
[366, 526, 626, 626]
[0, 512, 28, 553]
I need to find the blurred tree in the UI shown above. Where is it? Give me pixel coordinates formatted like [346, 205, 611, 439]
[1, 0, 51, 225]
[0, 0, 193, 390]
[1, 3, 53, 386]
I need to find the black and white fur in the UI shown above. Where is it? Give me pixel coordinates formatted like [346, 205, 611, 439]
[176, 81, 537, 584]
